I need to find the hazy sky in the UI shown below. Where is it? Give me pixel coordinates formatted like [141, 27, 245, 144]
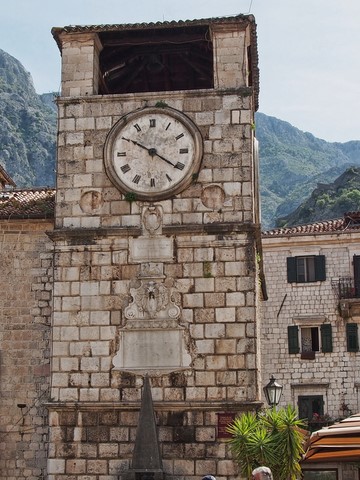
[1, 0, 359, 143]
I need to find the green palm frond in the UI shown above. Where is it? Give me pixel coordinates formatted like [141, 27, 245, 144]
[227, 406, 308, 480]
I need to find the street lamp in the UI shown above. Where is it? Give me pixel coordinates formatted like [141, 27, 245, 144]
[263, 375, 283, 407]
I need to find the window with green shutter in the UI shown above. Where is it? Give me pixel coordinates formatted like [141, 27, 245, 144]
[287, 257, 297, 283]
[315, 256, 326, 281]
[320, 324, 333, 353]
[287, 255, 326, 283]
[288, 324, 333, 356]
[346, 323, 359, 352]
[288, 325, 299, 354]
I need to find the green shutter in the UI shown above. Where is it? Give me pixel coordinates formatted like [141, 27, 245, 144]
[288, 325, 299, 354]
[321, 324, 332, 352]
[287, 257, 297, 283]
[346, 323, 359, 352]
[315, 255, 326, 281]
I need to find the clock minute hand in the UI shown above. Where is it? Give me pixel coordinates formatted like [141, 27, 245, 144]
[154, 151, 176, 167]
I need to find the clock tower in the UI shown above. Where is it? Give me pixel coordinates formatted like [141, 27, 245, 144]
[50, 14, 261, 479]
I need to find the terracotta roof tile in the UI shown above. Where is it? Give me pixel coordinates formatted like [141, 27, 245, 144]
[0, 188, 55, 219]
[51, 14, 255, 38]
[263, 212, 360, 237]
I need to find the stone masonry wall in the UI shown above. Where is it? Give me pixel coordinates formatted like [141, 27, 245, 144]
[47, 229, 259, 479]
[49, 86, 260, 479]
[49, 18, 260, 480]
[261, 234, 360, 419]
[55, 90, 255, 230]
[0, 219, 53, 479]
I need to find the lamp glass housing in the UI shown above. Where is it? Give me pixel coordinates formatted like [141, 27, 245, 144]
[263, 375, 283, 407]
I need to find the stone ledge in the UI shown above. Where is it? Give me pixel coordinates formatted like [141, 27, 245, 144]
[56, 86, 254, 105]
[47, 222, 259, 242]
[290, 383, 330, 389]
[45, 400, 262, 412]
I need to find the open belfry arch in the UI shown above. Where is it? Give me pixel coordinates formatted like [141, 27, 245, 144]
[49, 14, 262, 479]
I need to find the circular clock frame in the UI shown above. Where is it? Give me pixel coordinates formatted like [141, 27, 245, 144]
[103, 107, 203, 201]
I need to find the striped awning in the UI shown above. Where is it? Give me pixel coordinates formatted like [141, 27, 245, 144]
[303, 414, 360, 463]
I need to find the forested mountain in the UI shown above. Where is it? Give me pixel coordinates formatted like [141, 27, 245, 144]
[1, 48, 360, 228]
[256, 113, 360, 228]
[275, 167, 360, 227]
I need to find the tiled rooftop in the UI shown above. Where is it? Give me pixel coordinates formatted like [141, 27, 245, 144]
[0, 188, 55, 219]
[51, 14, 255, 38]
[263, 212, 360, 237]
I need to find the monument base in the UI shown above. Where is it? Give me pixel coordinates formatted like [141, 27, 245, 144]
[121, 469, 164, 480]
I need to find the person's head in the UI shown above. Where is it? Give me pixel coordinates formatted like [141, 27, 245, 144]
[252, 466, 273, 480]
[202, 476, 216, 480]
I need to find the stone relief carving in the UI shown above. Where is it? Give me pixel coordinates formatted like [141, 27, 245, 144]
[79, 190, 103, 213]
[114, 270, 190, 373]
[125, 280, 180, 321]
[139, 262, 164, 279]
[142, 205, 163, 236]
[201, 184, 225, 210]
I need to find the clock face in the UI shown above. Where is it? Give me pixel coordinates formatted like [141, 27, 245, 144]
[104, 107, 203, 201]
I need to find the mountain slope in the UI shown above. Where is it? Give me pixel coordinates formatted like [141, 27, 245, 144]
[277, 167, 360, 227]
[256, 113, 360, 227]
[0, 49, 57, 187]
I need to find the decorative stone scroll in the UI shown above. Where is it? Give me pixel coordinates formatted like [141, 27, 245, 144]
[113, 269, 191, 373]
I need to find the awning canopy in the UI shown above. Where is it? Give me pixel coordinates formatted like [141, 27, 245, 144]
[303, 413, 360, 463]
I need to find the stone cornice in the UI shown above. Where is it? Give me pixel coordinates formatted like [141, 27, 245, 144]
[55, 86, 254, 106]
[47, 222, 260, 242]
[290, 383, 330, 389]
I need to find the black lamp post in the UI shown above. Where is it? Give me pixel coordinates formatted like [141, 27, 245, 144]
[263, 375, 283, 407]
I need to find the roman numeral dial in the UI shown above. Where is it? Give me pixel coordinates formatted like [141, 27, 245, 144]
[104, 107, 203, 200]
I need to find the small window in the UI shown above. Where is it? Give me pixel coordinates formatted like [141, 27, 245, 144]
[301, 327, 319, 353]
[287, 255, 326, 283]
[297, 257, 316, 282]
[298, 395, 324, 421]
[288, 324, 332, 355]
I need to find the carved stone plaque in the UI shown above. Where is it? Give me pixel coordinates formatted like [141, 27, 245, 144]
[112, 328, 192, 371]
[129, 237, 174, 263]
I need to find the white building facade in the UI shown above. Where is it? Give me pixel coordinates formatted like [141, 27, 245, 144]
[261, 213, 360, 480]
